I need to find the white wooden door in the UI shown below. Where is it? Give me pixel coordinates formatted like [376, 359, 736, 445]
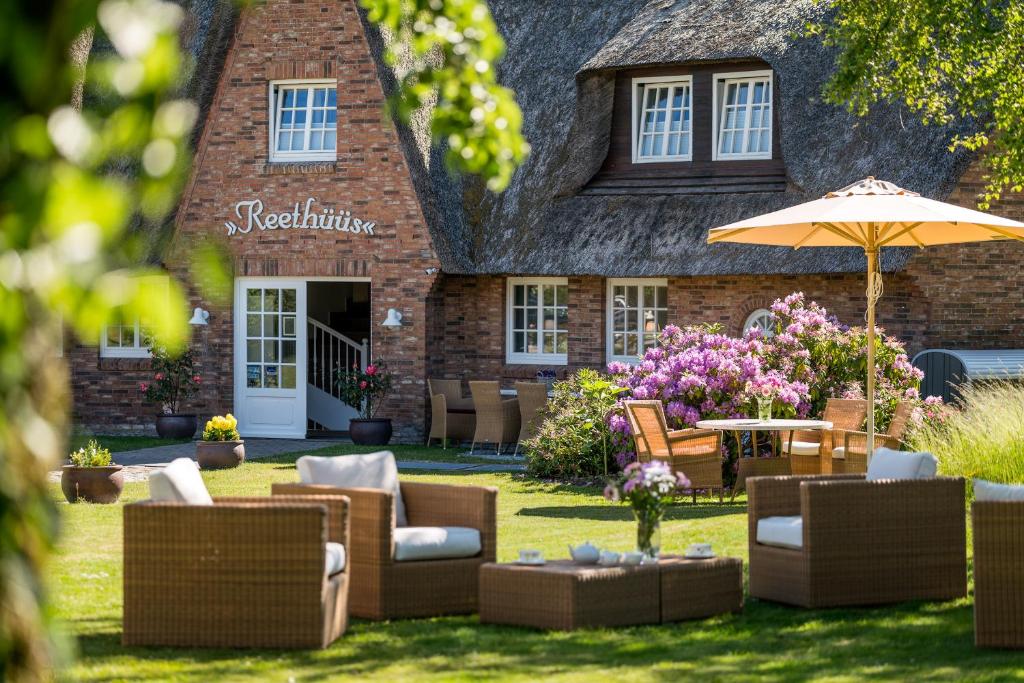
[234, 279, 307, 438]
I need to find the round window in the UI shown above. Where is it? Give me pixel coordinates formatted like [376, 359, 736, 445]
[742, 308, 775, 337]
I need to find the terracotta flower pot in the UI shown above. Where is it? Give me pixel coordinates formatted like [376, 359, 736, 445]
[156, 414, 198, 439]
[61, 465, 124, 504]
[196, 440, 245, 469]
[349, 418, 393, 446]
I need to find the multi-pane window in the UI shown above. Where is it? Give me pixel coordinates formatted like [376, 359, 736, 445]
[608, 280, 668, 362]
[633, 77, 692, 162]
[743, 308, 775, 338]
[101, 318, 150, 358]
[714, 72, 772, 159]
[245, 287, 298, 389]
[507, 279, 568, 364]
[270, 82, 337, 161]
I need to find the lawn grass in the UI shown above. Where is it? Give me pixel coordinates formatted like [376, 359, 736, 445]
[51, 456, 1019, 682]
[70, 433, 190, 453]
[302, 442, 508, 465]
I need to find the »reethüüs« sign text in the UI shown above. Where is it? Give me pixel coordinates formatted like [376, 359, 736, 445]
[225, 197, 375, 237]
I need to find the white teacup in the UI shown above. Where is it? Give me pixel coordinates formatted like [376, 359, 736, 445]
[621, 551, 644, 565]
[598, 550, 620, 566]
[519, 549, 544, 564]
[687, 543, 713, 557]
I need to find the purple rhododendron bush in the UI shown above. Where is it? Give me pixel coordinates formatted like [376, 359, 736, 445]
[525, 292, 946, 482]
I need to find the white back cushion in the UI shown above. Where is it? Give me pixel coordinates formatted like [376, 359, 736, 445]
[975, 479, 1024, 502]
[866, 447, 938, 481]
[393, 527, 481, 562]
[149, 458, 213, 505]
[297, 451, 407, 526]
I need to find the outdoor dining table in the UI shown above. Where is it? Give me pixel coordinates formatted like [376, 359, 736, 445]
[695, 418, 833, 499]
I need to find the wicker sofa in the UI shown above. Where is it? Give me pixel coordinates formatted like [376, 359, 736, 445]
[747, 469, 966, 608]
[973, 492, 1024, 648]
[123, 493, 350, 648]
[273, 479, 497, 620]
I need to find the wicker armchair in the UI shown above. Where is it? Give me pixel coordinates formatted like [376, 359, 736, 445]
[272, 481, 497, 620]
[470, 380, 520, 454]
[973, 499, 1024, 648]
[832, 401, 913, 474]
[514, 381, 549, 455]
[783, 398, 866, 475]
[427, 379, 475, 447]
[624, 400, 724, 502]
[123, 494, 350, 648]
[747, 474, 966, 608]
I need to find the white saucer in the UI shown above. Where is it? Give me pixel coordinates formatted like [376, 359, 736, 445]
[516, 558, 546, 566]
[684, 552, 716, 560]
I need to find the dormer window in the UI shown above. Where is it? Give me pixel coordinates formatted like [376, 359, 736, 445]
[631, 76, 693, 163]
[713, 71, 773, 160]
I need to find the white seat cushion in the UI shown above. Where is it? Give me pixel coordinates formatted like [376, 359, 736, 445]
[325, 542, 347, 575]
[784, 440, 820, 456]
[393, 526, 482, 562]
[831, 446, 846, 460]
[297, 451, 407, 527]
[756, 515, 804, 550]
[866, 447, 937, 481]
[975, 479, 1024, 502]
[149, 458, 213, 505]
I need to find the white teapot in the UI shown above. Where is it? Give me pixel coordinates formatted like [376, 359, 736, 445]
[568, 541, 600, 565]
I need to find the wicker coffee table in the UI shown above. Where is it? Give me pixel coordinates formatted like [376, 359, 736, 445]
[479, 556, 742, 631]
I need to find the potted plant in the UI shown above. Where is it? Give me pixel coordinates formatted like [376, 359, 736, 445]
[141, 345, 201, 439]
[197, 413, 245, 469]
[61, 440, 124, 504]
[604, 461, 690, 559]
[336, 360, 393, 445]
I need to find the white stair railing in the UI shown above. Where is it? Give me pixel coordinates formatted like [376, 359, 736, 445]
[307, 318, 367, 401]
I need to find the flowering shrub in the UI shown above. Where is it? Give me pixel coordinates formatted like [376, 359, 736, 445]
[335, 360, 392, 419]
[140, 346, 201, 414]
[202, 414, 240, 442]
[523, 369, 620, 478]
[69, 440, 112, 467]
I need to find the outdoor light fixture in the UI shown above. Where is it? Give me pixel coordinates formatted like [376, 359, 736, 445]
[188, 307, 210, 326]
[425, 267, 439, 275]
[382, 308, 403, 328]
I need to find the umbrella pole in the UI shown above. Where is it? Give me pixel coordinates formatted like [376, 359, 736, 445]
[865, 248, 878, 461]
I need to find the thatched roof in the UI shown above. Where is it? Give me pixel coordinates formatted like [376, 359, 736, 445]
[159, 0, 977, 276]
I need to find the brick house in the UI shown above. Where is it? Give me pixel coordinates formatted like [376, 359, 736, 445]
[69, 0, 1024, 441]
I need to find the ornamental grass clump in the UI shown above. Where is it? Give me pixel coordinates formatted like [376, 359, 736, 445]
[908, 382, 1024, 492]
[69, 440, 113, 468]
[202, 414, 240, 442]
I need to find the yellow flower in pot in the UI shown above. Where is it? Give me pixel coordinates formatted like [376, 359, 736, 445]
[196, 413, 244, 469]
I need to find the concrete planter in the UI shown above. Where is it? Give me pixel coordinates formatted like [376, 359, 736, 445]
[156, 414, 198, 439]
[196, 440, 245, 469]
[349, 418, 393, 446]
[61, 465, 124, 504]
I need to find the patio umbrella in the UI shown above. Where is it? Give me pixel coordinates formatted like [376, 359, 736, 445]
[707, 177, 1024, 459]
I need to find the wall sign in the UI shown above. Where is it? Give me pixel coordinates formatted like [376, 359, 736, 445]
[224, 197, 376, 237]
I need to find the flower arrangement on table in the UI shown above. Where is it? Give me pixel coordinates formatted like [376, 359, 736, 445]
[202, 414, 240, 442]
[604, 461, 691, 559]
[139, 346, 201, 414]
[336, 360, 393, 419]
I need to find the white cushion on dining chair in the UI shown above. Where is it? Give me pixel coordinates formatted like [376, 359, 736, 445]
[831, 446, 846, 460]
[784, 440, 820, 456]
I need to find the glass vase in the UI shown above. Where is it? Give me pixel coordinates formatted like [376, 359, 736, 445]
[634, 507, 662, 560]
[756, 395, 772, 422]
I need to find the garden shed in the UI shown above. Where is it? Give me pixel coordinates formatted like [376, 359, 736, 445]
[911, 349, 1024, 403]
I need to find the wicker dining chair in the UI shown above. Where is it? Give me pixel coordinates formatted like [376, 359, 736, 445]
[832, 401, 913, 474]
[623, 400, 724, 502]
[513, 381, 549, 455]
[973, 497, 1024, 648]
[783, 398, 866, 475]
[123, 494, 350, 649]
[470, 381, 521, 454]
[427, 379, 475, 448]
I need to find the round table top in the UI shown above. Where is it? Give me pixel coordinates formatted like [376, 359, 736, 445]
[695, 418, 833, 432]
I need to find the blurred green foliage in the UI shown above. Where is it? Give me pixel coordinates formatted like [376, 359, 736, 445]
[810, 0, 1024, 208]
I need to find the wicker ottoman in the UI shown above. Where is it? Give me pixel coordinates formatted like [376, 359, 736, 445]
[479, 561, 660, 630]
[658, 556, 743, 622]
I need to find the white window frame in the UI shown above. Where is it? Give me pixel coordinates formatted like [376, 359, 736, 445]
[631, 75, 694, 163]
[743, 308, 776, 337]
[100, 319, 151, 359]
[712, 70, 773, 161]
[268, 79, 338, 163]
[506, 277, 569, 365]
[606, 278, 669, 364]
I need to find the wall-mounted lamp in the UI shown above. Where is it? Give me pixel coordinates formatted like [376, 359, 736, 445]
[382, 308, 403, 328]
[425, 267, 439, 275]
[188, 307, 210, 326]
